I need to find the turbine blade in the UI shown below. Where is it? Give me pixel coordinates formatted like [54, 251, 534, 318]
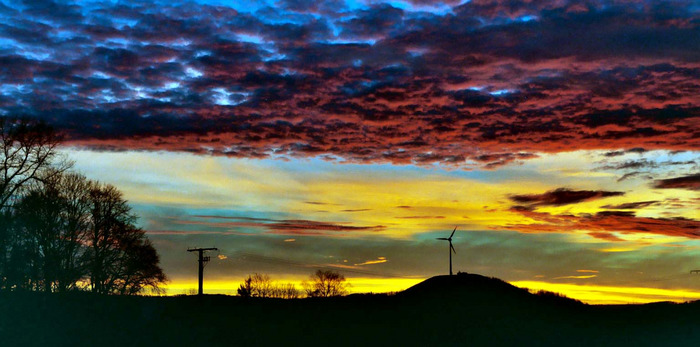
[449, 227, 457, 239]
[436, 238, 448, 240]
[451, 243, 456, 254]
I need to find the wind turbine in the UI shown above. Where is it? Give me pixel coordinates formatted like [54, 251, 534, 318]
[437, 227, 457, 275]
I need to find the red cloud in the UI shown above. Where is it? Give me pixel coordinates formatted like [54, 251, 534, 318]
[4, 1, 700, 166]
[504, 208, 700, 241]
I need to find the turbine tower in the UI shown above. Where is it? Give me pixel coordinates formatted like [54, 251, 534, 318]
[437, 227, 457, 275]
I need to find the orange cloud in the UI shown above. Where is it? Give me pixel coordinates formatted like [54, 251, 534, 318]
[355, 257, 388, 266]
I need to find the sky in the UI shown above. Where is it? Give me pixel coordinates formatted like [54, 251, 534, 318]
[1, 0, 699, 304]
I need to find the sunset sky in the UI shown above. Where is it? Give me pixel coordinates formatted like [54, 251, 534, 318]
[1, 0, 699, 304]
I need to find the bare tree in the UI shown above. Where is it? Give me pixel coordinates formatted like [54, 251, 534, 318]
[86, 183, 166, 294]
[13, 172, 92, 292]
[0, 118, 70, 209]
[272, 283, 300, 299]
[9, 172, 165, 294]
[302, 270, 349, 297]
[53, 172, 93, 292]
[247, 273, 274, 297]
[0, 118, 70, 290]
[0, 119, 165, 294]
[238, 274, 300, 298]
[113, 236, 167, 295]
[237, 276, 253, 297]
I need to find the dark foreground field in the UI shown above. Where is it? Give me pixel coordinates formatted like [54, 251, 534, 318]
[2, 274, 700, 346]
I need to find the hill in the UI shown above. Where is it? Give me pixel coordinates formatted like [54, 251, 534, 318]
[2, 274, 700, 346]
[400, 272, 581, 305]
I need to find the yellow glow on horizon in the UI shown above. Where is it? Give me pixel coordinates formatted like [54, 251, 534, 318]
[160, 277, 700, 306]
[511, 280, 700, 305]
[161, 277, 425, 296]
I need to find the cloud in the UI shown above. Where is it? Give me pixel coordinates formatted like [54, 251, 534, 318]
[597, 158, 696, 172]
[395, 215, 445, 219]
[1, 1, 699, 166]
[505, 208, 700, 240]
[173, 215, 386, 236]
[354, 256, 388, 266]
[265, 220, 386, 234]
[653, 173, 700, 191]
[601, 201, 659, 210]
[554, 275, 597, 279]
[603, 148, 647, 157]
[509, 188, 624, 207]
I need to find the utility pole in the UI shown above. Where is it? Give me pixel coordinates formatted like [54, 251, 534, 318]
[187, 247, 218, 295]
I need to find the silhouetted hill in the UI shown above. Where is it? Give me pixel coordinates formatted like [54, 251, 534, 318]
[2, 274, 700, 346]
[400, 273, 582, 307]
[403, 273, 523, 295]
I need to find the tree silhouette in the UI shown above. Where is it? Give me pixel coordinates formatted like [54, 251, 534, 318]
[0, 118, 70, 290]
[303, 270, 348, 297]
[238, 274, 300, 299]
[4, 170, 165, 294]
[237, 276, 253, 297]
[272, 283, 300, 299]
[11, 172, 91, 292]
[0, 118, 70, 209]
[112, 235, 166, 295]
[238, 273, 273, 297]
[86, 183, 166, 294]
[0, 120, 164, 294]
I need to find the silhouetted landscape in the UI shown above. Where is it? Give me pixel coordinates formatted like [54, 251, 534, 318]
[2, 1, 700, 345]
[3, 273, 700, 346]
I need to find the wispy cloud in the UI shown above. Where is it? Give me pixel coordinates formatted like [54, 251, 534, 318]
[169, 215, 386, 236]
[505, 208, 700, 241]
[602, 201, 659, 210]
[509, 188, 624, 207]
[554, 275, 598, 279]
[354, 257, 388, 266]
[653, 173, 700, 191]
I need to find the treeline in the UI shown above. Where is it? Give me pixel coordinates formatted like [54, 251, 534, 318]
[237, 270, 348, 299]
[0, 118, 166, 294]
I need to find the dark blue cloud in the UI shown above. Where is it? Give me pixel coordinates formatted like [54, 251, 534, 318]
[0, 0, 698, 166]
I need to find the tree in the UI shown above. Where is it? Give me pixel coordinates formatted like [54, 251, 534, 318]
[0, 118, 70, 290]
[238, 273, 273, 297]
[237, 276, 253, 297]
[0, 118, 69, 209]
[302, 270, 348, 297]
[238, 274, 300, 299]
[272, 283, 300, 299]
[12, 172, 92, 292]
[113, 237, 167, 295]
[85, 183, 166, 294]
[6, 170, 166, 294]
